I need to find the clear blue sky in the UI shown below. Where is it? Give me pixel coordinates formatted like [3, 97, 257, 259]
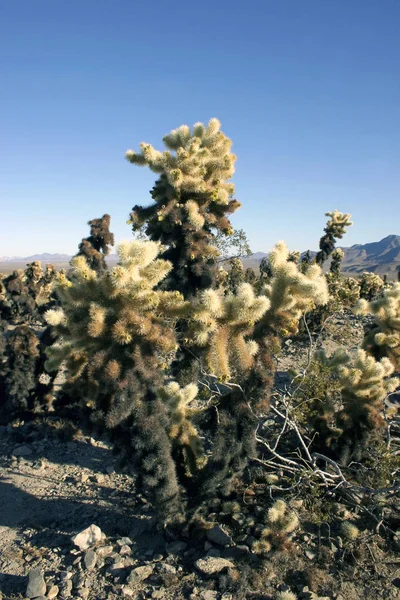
[1, 0, 399, 257]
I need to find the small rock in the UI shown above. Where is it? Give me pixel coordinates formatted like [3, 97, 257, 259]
[165, 540, 187, 555]
[206, 525, 233, 547]
[159, 563, 177, 575]
[13, 444, 32, 457]
[47, 584, 59, 599]
[72, 573, 85, 589]
[195, 556, 235, 576]
[117, 537, 133, 546]
[26, 568, 46, 598]
[200, 592, 218, 600]
[107, 560, 125, 574]
[152, 591, 166, 599]
[59, 579, 72, 598]
[305, 550, 316, 560]
[127, 565, 154, 582]
[96, 545, 114, 558]
[119, 544, 132, 556]
[121, 586, 135, 597]
[95, 473, 105, 484]
[72, 524, 103, 551]
[84, 549, 97, 570]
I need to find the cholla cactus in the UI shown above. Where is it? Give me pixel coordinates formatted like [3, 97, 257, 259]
[257, 242, 329, 339]
[75, 214, 114, 274]
[0, 261, 58, 324]
[0, 325, 39, 421]
[316, 210, 353, 266]
[225, 257, 245, 294]
[253, 499, 299, 554]
[45, 239, 186, 412]
[356, 283, 400, 370]
[126, 118, 240, 296]
[359, 271, 385, 301]
[340, 521, 360, 540]
[316, 348, 399, 459]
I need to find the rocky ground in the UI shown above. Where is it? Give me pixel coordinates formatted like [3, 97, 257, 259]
[1, 312, 400, 600]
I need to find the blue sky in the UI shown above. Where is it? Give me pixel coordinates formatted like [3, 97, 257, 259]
[1, 0, 399, 256]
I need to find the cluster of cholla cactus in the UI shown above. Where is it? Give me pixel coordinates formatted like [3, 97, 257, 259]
[356, 283, 400, 370]
[322, 273, 360, 314]
[126, 118, 241, 296]
[252, 499, 299, 554]
[315, 348, 399, 460]
[359, 271, 385, 300]
[0, 261, 57, 323]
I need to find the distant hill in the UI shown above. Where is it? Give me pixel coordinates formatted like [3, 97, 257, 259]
[0, 253, 72, 263]
[243, 235, 400, 279]
[340, 235, 400, 276]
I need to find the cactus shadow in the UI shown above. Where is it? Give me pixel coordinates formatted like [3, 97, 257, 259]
[0, 572, 26, 598]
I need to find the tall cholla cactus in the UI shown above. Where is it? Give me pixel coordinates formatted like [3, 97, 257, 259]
[316, 210, 353, 266]
[316, 348, 399, 459]
[75, 214, 115, 274]
[356, 283, 400, 370]
[126, 118, 240, 296]
[45, 239, 186, 418]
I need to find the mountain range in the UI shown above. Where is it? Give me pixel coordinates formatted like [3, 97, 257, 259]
[243, 234, 400, 279]
[1, 235, 400, 278]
